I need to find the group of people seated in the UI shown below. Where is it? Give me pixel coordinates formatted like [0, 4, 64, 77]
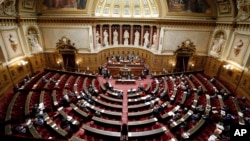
[107, 54, 141, 64]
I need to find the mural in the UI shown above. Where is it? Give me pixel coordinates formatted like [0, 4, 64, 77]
[42, 0, 87, 10]
[166, 0, 211, 13]
[228, 34, 250, 65]
[1, 29, 23, 60]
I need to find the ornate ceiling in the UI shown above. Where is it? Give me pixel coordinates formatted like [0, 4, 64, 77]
[0, 0, 249, 23]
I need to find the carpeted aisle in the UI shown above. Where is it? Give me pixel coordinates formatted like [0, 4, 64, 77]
[97, 75, 152, 125]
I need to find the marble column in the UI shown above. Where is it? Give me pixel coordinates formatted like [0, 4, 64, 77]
[93, 25, 97, 49]
[119, 24, 122, 45]
[100, 25, 103, 46]
[140, 26, 144, 46]
[109, 24, 112, 46]
[130, 25, 133, 45]
[155, 26, 160, 50]
[149, 26, 153, 47]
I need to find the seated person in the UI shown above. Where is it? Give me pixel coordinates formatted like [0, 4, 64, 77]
[61, 118, 71, 129]
[35, 110, 44, 119]
[42, 76, 48, 83]
[138, 83, 144, 91]
[196, 105, 205, 112]
[88, 85, 94, 94]
[34, 117, 44, 126]
[118, 91, 123, 98]
[31, 104, 39, 116]
[15, 124, 27, 134]
[62, 94, 70, 104]
[191, 113, 201, 121]
[68, 91, 75, 97]
[173, 112, 181, 120]
[50, 78, 57, 83]
[95, 110, 101, 117]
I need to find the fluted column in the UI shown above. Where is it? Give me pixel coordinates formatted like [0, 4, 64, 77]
[156, 26, 160, 50]
[93, 25, 97, 49]
[149, 26, 153, 47]
[100, 25, 103, 45]
[130, 25, 133, 45]
[119, 24, 123, 45]
[109, 24, 112, 46]
[140, 26, 144, 46]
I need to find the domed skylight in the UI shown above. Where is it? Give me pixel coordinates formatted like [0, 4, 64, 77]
[95, 0, 159, 18]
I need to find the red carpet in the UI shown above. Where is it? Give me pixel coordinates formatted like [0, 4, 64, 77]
[97, 75, 152, 124]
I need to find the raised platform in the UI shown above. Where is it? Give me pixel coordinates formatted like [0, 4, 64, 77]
[115, 79, 136, 84]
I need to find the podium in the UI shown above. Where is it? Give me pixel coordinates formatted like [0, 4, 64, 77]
[120, 67, 131, 78]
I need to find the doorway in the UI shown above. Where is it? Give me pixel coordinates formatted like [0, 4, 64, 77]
[175, 56, 190, 72]
[61, 53, 76, 72]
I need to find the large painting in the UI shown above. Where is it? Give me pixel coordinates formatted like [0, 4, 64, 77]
[166, 0, 211, 13]
[228, 34, 250, 65]
[1, 29, 23, 60]
[42, 0, 87, 10]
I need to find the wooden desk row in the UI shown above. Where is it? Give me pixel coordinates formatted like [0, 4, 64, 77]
[182, 118, 206, 139]
[205, 94, 211, 116]
[115, 79, 136, 84]
[190, 74, 207, 93]
[128, 94, 151, 103]
[25, 91, 33, 116]
[26, 118, 42, 138]
[57, 106, 80, 126]
[83, 99, 122, 117]
[191, 93, 199, 109]
[83, 124, 167, 138]
[128, 126, 167, 137]
[5, 92, 20, 121]
[99, 93, 123, 103]
[70, 103, 89, 118]
[161, 105, 181, 119]
[170, 110, 193, 129]
[128, 97, 159, 109]
[232, 97, 245, 125]
[43, 113, 68, 137]
[92, 96, 123, 109]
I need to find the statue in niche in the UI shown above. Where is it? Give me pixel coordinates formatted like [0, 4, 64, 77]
[27, 30, 43, 52]
[234, 39, 244, 56]
[9, 34, 18, 52]
[103, 29, 109, 47]
[152, 32, 157, 48]
[123, 29, 129, 45]
[96, 30, 101, 48]
[134, 30, 140, 46]
[143, 30, 149, 48]
[113, 29, 118, 45]
[209, 33, 225, 58]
